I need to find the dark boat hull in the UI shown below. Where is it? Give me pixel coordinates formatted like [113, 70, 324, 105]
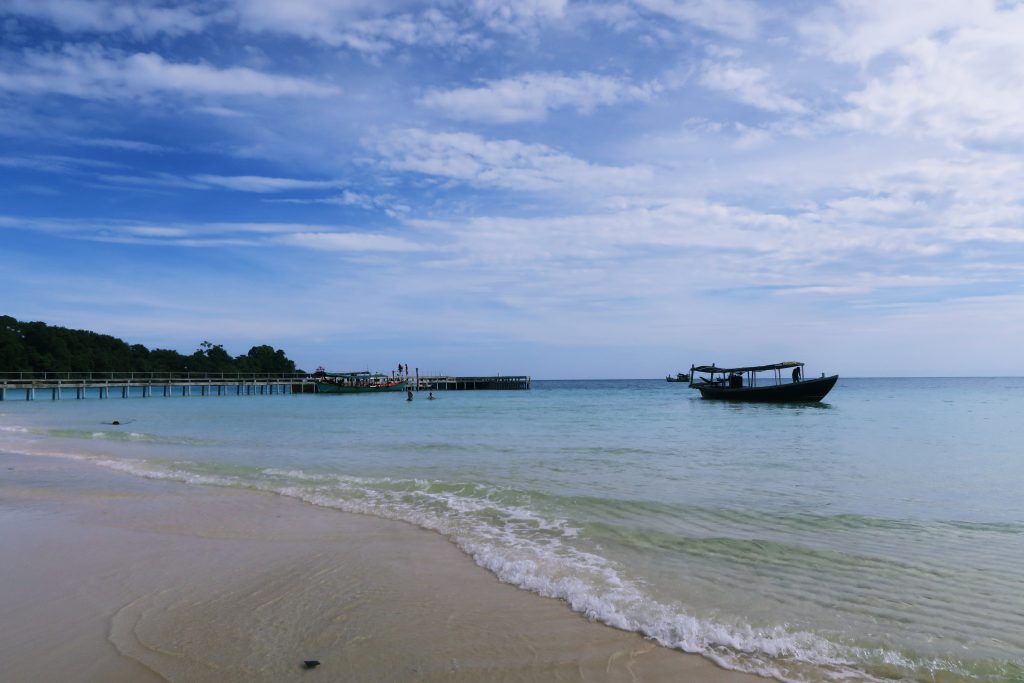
[696, 375, 838, 402]
[316, 381, 407, 394]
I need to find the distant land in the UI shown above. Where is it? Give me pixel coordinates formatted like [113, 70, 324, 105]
[0, 315, 299, 374]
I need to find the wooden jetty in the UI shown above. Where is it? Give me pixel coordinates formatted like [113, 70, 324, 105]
[412, 374, 531, 391]
[0, 372, 311, 401]
[0, 371, 531, 400]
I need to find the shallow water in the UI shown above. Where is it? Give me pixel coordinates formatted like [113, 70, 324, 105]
[2, 378, 1022, 682]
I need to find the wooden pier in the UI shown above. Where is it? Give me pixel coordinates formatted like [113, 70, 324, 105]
[0, 372, 312, 401]
[412, 375, 531, 391]
[0, 371, 531, 400]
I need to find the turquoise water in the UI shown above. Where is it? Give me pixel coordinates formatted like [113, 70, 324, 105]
[2, 378, 1023, 682]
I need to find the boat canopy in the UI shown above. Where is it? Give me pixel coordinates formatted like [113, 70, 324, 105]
[318, 371, 376, 378]
[691, 361, 803, 374]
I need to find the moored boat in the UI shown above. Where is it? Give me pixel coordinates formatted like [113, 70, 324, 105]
[688, 362, 837, 402]
[314, 371, 407, 394]
[666, 372, 690, 382]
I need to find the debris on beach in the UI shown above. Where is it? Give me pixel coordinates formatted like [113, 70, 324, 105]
[302, 660, 320, 670]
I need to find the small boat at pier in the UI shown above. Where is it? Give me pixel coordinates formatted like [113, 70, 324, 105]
[314, 371, 407, 394]
[689, 362, 837, 402]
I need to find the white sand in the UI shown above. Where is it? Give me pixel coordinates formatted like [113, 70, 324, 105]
[0, 452, 767, 682]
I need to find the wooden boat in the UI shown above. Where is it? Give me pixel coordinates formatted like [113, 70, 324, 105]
[314, 371, 408, 394]
[688, 362, 837, 402]
[666, 372, 690, 382]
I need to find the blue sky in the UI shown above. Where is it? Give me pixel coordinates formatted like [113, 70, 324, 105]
[2, 0, 1024, 377]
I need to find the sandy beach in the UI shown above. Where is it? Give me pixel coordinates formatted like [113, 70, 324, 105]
[0, 451, 765, 683]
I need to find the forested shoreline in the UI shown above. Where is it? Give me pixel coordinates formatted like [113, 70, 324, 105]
[0, 316, 301, 374]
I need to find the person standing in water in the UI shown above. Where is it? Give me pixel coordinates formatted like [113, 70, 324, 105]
[407, 389, 414, 401]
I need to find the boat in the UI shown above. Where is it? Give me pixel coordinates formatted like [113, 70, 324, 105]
[314, 371, 408, 394]
[666, 372, 690, 382]
[688, 362, 837, 402]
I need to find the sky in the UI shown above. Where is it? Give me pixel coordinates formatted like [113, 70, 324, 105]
[2, 0, 1024, 378]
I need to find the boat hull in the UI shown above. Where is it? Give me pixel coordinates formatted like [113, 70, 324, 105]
[315, 381, 407, 394]
[696, 375, 838, 402]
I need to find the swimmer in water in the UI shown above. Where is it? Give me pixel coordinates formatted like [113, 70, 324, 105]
[428, 392, 436, 400]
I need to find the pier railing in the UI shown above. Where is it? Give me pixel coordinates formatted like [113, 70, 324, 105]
[412, 375, 531, 391]
[0, 371, 309, 383]
[0, 371, 312, 401]
[0, 371, 531, 400]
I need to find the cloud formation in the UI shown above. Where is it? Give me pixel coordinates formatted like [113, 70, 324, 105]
[420, 72, 662, 123]
[0, 45, 340, 99]
[699, 61, 804, 114]
[2, 0, 213, 37]
[634, 0, 762, 39]
[371, 128, 653, 192]
[3, 0, 1024, 374]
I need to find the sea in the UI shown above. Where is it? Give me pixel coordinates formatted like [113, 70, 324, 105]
[1, 377, 1022, 682]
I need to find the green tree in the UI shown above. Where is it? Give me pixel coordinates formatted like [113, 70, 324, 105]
[0, 317, 301, 374]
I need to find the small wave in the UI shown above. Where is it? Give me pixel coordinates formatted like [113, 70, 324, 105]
[44, 428, 203, 446]
[0, 425, 30, 433]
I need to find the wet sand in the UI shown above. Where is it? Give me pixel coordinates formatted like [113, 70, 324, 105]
[0, 452, 765, 682]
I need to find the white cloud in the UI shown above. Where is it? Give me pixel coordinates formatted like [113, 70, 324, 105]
[420, 72, 661, 123]
[191, 175, 341, 192]
[0, 44, 340, 99]
[633, 0, 762, 39]
[127, 226, 191, 237]
[98, 173, 209, 190]
[74, 137, 170, 152]
[700, 61, 805, 114]
[0, 154, 120, 173]
[277, 231, 424, 252]
[371, 128, 653, 192]
[841, 30, 1024, 141]
[471, 0, 567, 33]
[1, 0, 213, 37]
[804, 2, 1024, 143]
[323, 190, 393, 209]
[802, 0, 994, 65]
[0, 215, 427, 252]
[231, 1, 469, 53]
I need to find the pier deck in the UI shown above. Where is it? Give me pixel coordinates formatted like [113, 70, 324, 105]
[0, 371, 531, 400]
[0, 372, 310, 401]
[412, 375, 531, 391]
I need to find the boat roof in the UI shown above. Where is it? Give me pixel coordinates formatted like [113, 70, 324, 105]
[692, 361, 803, 373]
[319, 371, 376, 377]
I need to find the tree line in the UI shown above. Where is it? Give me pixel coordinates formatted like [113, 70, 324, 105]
[0, 315, 301, 374]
